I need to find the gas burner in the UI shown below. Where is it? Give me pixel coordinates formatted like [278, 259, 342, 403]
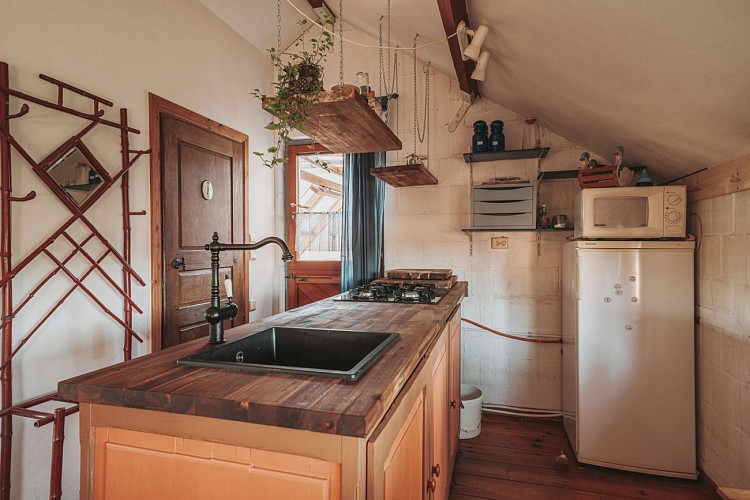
[335, 282, 442, 304]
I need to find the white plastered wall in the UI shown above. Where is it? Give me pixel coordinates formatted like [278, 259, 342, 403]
[690, 192, 750, 488]
[315, 21, 604, 411]
[0, 1, 275, 498]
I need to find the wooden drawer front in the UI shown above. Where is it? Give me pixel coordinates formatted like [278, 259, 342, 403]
[473, 185, 533, 202]
[94, 427, 341, 500]
[473, 199, 534, 214]
[473, 212, 535, 227]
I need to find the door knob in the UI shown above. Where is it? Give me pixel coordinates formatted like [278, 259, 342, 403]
[426, 478, 436, 493]
[171, 256, 186, 271]
[432, 464, 441, 477]
[450, 400, 457, 409]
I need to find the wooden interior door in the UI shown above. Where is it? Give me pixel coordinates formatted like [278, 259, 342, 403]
[286, 144, 342, 309]
[161, 114, 246, 348]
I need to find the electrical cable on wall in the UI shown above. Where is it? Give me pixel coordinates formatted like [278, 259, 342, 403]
[461, 317, 562, 344]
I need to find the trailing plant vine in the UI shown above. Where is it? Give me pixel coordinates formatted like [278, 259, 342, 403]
[251, 17, 334, 168]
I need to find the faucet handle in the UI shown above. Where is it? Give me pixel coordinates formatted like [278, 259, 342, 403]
[224, 275, 233, 302]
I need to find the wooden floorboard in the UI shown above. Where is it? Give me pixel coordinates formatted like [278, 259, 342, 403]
[450, 413, 717, 500]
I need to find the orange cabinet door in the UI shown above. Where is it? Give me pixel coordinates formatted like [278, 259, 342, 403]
[448, 312, 461, 469]
[429, 343, 449, 500]
[368, 385, 426, 500]
[93, 427, 341, 500]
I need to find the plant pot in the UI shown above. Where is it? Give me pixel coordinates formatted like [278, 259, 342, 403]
[289, 63, 323, 95]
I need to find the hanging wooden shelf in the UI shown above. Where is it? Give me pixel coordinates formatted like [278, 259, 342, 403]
[463, 147, 550, 163]
[264, 84, 402, 154]
[370, 163, 438, 187]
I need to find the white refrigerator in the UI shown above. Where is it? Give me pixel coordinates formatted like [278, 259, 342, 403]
[562, 240, 697, 479]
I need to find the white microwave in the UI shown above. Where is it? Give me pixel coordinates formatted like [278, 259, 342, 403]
[574, 185, 687, 239]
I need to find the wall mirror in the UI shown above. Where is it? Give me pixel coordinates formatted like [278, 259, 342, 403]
[46, 142, 105, 207]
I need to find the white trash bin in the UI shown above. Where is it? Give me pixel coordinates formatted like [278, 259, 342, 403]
[459, 384, 483, 439]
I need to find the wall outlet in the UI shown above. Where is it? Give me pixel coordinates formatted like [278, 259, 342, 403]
[249, 299, 257, 312]
[491, 237, 509, 249]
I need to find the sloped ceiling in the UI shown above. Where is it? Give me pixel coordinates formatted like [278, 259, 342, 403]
[200, 0, 750, 182]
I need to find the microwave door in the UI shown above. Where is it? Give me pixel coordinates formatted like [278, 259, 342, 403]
[594, 197, 649, 228]
[589, 193, 663, 238]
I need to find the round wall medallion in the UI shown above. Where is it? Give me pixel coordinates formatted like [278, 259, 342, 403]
[201, 180, 213, 200]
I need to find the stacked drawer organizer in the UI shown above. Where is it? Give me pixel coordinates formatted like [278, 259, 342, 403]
[471, 183, 536, 229]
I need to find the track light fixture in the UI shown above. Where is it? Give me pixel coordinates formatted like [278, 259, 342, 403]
[456, 20, 489, 62]
[471, 50, 490, 81]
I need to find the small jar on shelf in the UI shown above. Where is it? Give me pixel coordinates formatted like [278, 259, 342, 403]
[538, 204, 550, 229]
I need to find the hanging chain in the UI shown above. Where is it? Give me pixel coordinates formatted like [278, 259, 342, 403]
[276, 0, 282, 58]
[412, 35, 418, 160]
[423, 63, 430, 165]
[386, 0, 391, 89]
[411, 34, 430, 166]
[379, 18, 384, 97]
[417, 64, 430, 145]
[338, 0, 344, 87]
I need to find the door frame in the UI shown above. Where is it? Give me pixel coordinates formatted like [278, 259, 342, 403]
[285, 143, 342, 309]
[148, 94, 249, 352]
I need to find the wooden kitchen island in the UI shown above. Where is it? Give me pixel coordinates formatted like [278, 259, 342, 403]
[58, 283, 466, 500]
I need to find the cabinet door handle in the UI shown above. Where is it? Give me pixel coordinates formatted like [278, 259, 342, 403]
[426, 478, 436, 493]
[450, 400, 457, 409]
[432, 464, 441, 477]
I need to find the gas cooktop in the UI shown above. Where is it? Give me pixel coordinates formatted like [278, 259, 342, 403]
[333, 282, 443, 304]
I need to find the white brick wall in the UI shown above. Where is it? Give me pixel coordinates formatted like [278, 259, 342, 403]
[376, 56, 601, 412]
[691, 190, 750, 488]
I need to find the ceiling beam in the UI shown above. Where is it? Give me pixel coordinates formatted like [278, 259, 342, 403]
[436, 0, 479, 96]
[305, 0, 335, 21]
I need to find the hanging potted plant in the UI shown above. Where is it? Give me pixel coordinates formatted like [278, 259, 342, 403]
[251, 17, 334, 168]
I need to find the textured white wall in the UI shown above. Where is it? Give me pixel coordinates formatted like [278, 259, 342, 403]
[316, 22, 602, 412]
[691, 191, 750, 488]
[0, 1, 275, 498]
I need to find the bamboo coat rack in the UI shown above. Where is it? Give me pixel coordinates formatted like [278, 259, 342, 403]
[0, 60, 149, 500]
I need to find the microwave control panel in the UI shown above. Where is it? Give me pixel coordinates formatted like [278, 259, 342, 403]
[663, 185, 687, 234]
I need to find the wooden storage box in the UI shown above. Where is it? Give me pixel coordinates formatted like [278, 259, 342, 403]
[471, 183, 536, 229]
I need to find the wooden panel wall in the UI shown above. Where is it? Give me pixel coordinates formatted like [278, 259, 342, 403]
[683, 153, 750, 203]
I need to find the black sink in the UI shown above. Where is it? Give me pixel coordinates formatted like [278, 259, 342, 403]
[176, 327, 399, 380]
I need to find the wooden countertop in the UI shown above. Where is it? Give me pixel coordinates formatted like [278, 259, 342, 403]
[58, 283, 466, 438]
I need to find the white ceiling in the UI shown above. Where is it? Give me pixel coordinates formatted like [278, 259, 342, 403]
[200, 0, 750, 182]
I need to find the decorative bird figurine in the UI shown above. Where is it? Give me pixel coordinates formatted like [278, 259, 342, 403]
[613, 146, 624, 168]
[580, 152, 591, 169]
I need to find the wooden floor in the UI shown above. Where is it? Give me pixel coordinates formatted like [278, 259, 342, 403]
[450, 413, 717, 500]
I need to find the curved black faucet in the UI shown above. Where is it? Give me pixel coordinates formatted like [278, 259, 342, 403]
[204, 232, 293, 344]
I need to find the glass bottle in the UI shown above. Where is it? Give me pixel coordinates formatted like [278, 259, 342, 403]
[521, 118, 541, 150]
[356, 72, 370, 98]
[538, 204, 550, 228]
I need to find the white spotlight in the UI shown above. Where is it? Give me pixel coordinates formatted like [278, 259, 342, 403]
[463, 24, 489, 62]
[470, 50, 490, 81]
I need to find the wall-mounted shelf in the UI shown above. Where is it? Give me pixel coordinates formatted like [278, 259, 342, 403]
[461, 227, 573, 233]
[537, 169, 579, 181]
[370, 164, 438, 187]
[463, 148, 549, 163]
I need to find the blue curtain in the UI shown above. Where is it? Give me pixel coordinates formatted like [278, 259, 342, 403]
[341, 152, 385, 291]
